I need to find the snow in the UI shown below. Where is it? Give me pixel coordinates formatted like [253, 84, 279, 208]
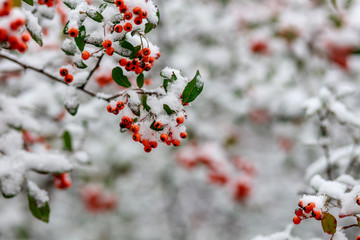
[27, 180, 49, 207]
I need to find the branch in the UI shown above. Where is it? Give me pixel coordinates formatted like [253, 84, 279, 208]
[341, 223, 358, 230]
[79, 53, 104, 90]
[318, 112, 333, 180]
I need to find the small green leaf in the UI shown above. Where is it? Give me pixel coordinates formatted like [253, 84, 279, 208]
[163, 79, 170, 92]
[142, 95, 151, 112]
[129, 45, 141, 59]
[150, 120, 163, 131]
[144, 23, 155, 34]
[120, 40, 135, 51]
[75, 25, 86, 51]
[74, 60, 88, 69]
[22, 0, 33, 6]
[321, 213, 337, 235]
[25, 20, 43, 47]
[137, 73, 144, 88]
[63, 21, 70, 34]
[63, 0, 76, 9]
[103, 0, 115, 3]
[163, 104, 176, 115]
[86, 10, 104, 22]
[112, 67, 131, 88]
[63, 130, 72, 151]
[28, 194, 50, 223]
[156, 8, 160, 25]
[181, 70, 203, 104]
[99, 3, 107, 12]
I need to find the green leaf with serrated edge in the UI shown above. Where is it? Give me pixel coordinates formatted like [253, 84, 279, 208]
[22, 0, 33, 6]
[112, 67, 131, 88]
[25, 21, 43, 47]
[74, 60, 87, 69]
[321, 213, 337, 235]
[99, 3, 107, 12]
[137, 73, 144, 88]
[144, 23, 154, 34]
[141, 95, 151, 112]
[129, 45, 141, 59]
[28, 194, 50, 223]
[163, 104, 176, 115]
[63, 21, 70, 34]
[63, 131, 72, 151]
[181, 70, 203, 104]
[150, 120, 163, 131]
[86, 10, 103, 22]
[75, 25, 86, 51]
[120, 41, 135, 51]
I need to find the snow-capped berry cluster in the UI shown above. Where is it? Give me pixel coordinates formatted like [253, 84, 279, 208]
[293, 195, 326, 225]
[0, 8, 31, 53]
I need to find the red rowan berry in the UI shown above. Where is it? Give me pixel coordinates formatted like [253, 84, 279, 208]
[133, 6, 142, 15]
[116, 101, 125, 110]
[176, 116, 184, 124]
[298, 200, 303, 208]
[112, 109, 119, 115]
[143, 48, 151, 56]
[122, 116, 130, 124]
[102, 39, 112, 48]
[114, 0, 122, 7]
[154, 121, 162, 129]
[134, 17, 142, 25]
[114, 24, 123, 33]
[119, 5, 127, 13]
[46, 0, 54, 7]
[140, 11, 147, 18]
[356, 197, 360, 205]
[180, 132, 187, 139]
[0, 28, 8, 42]
[142, 139, 150, 147]
[21, 33, 30, 42]
[312, 209, 322, 220]
[8, 35, 19, 49]
[166, 140, 172, 146]
[10, 21, 19, 31]
[172, 139, 181, 147]
[124, 12, 132, 20]
[17, 43, 27, 53]
[135, 67, 143, 74]
[106, 47, 115, 56]
[304, 202, 315, 214]
[124, 23, 132, 32]
[150, 141, 158, 148]
[68, 28, 79, 37]
[132, 133, 141, 142]
[64, 74, 73, 83]
[295, 208, 303, 217]
[54, 173, 72, 189]
[293, 216, 301, 225]
[82, 51, 90, 60]
[119, 58, 127, 66]
[130, 124, 139, 133]
[59, 68, 69, 76]
[107, 105, 112, 113]
[160, 134, 168, 142]
[144, 146, 152, 153]
[148, 56, 155, 64]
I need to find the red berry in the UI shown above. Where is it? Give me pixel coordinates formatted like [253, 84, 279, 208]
[130, 124, 139, 133]
[124, 12, 132, 20]
[356, 197, 360, 205]
[304, 202, 315, 214]
[154, 121, 162, 129]
[160, 134, 168, 142]
[115, 0, 123, 7]
[357, 235, 360, 240]
[119, 5, 127, 13]
[82, 51, 90, 60]
[295, 208, 303, 217]
[54, 173, 72, 189]
[17, 43, 27, 53]
[124, 23, 132, 32]
[114, 24, 123, 33]
[122, 116, 130, 124]
[172, 139, 181, 147]
[144, 146, 152, 153]
[0, 28, 8, 42]
[142, 139, 150, 147]
[119, 58, 127, 66]
[116, 101, 125, 110]
[64, 74, 73, 83]
[293, 216, 301, 225]
[150, 141, 158, 148]
[132, 133, 141, 142]
[107, 105, 112, 113]
[312, 209, 322, 220]
[140, 11, 147, 19]
[59, 68, 69, 77]
[142, 48, 151, 56]
[133, 6, 142, 15]
[102, 39, 112, 48]
[21, 33, 30, 42]
[106, 47, 115, 56]
[180, 132, 187, 139]
[176, 116, 184, 124]
[134, 17, 142, 25]
[68, 28, 78, 37]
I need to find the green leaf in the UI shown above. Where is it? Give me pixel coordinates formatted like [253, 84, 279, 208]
[22, 0, 33, 6]
[163, 104, 176, 115]
[103, 0, 115, 3]
[142, 95, 151, 112]
[25, 20, 43, 47]
[28, 194, 50, 223]
[63, 130, 72, 151]
[99, 3, 107, 12]
[65, 102, 79, 116]
[331, 0, 338, 10]
[163, 79, 170, 92]
[75, 25, 86, 51]
[128, 103, 140, 116]
[112, 67, 131, 88]
[144, 23, 155, 34]
[150, 120, 163, 131]
[61, 41, 76, 56]
[181, 70, 203, 104]
[321, 213, 337, 235]
[137, 73, 144, 88]
[156, 8, 160, 25]
[129, 45, 141, 59]
[63, 0, 76, 9]
[86, 10, 104, 22]
[120, 40, 135, 51]
[74, 60, 88, 69]
[63, 21, 70, 34]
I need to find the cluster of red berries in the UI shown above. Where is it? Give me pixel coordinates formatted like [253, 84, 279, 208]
[54, 173, 72, 189]
[113, 3, 148, 34]
[293, 200, 323, 225]
[0, 17, 31, 53]
[80, 184, 118, 213]
[37, 0, 55, 7]
[102, 39, 115, 56]
[59, 67, 73, 83]
[119, 47, 160, 74]
[0, 0, 11, 16]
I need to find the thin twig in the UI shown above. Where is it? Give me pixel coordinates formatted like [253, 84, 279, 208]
[79, 53, 104, 90]
[318, 112, 332, 180]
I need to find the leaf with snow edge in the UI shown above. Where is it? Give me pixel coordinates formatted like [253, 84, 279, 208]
[181, 70, 203, 104]
[321, 213, 337, 235]
[142, 95, 151, 112]
[161, 72, 177, 92]
[99, 3, 107, 12]
[129, 46, 141, 60]
[86, 9, 104, 22]
[156, 8, 160, 25]
[65, 103, 78, 116]
[145, 23, 155, 34]
[22, 0, 33, 6]
[329, 100, 360, 128]
[120, 40, 135, 51]
[25, 11, 43, 47]
[63, 21, 70, 34]
[63, 0, 77, 9]
[1, 173, 24, 198]
[61, 40, 76, 56]
[103, 0, 114, 4]
[63, 131, 72, 152]
[84, 35, 102, 48]
[75, 25, 86, 52]
[137, 73, 144, 88]
[112, 67, 131, 88]
[28, 194, 50, 223]
[163, 104, 176, 115]
[150, 120, 163, 131]
[74, 60, 88, 69]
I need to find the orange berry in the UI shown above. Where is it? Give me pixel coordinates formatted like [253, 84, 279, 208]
[304, 202, 315, 214]
[144, 78, 152, 85]
[68, 28, 78, 37]
[298, 200, 303, 208]
[64, 74, 73, 83]
[176, 116, 184, 124]
[135, 67, 143, 74]
[154, 121, 162, 129]
[142, 48, 151, 56]
[293, 216, 301, 225]
[150, 141, 158, 148]
[8, 35, 19, 49]
[124, 23, 132, 32]
[17, 43, 27, 53]
[54, 173, 72, 189]
[133, 6, 142, 15]
[122, 116, 130, 124]
[119, 58, 127, 66]
[295, 208, 303, 217]
[21, 33, 30, 42]
[166, 140, 172, 146]
[114, 0, 123, 7]
[106, 47, 114, 56]
[144, 146, 152, 153]
[356, 197, 360, 205]
[114, 24, 123, 33]
[0, 28, 8, 42]
[160, 134, 168, 142]
[144, 63, 151, 71]
[134, 17, 142, 25]
[180, 132, 187, 139]
[102, 39, 112, 48]
[82, 51, 90, 60]
[106, 105, 112, 113]
[140, 11, 147, 19]
[142, 139, 150, 147]
[156, 52, 161, 59]
[116, 101, 125, 110]
[172, 139, 181, 146]
[132, 133, 141, 142]
[59, 68, 69, 77]
[312, 210, 322, 220]
[124, 12, 132, 20]
[130, 124, 139, 133]
[119, 5, 127, 13]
